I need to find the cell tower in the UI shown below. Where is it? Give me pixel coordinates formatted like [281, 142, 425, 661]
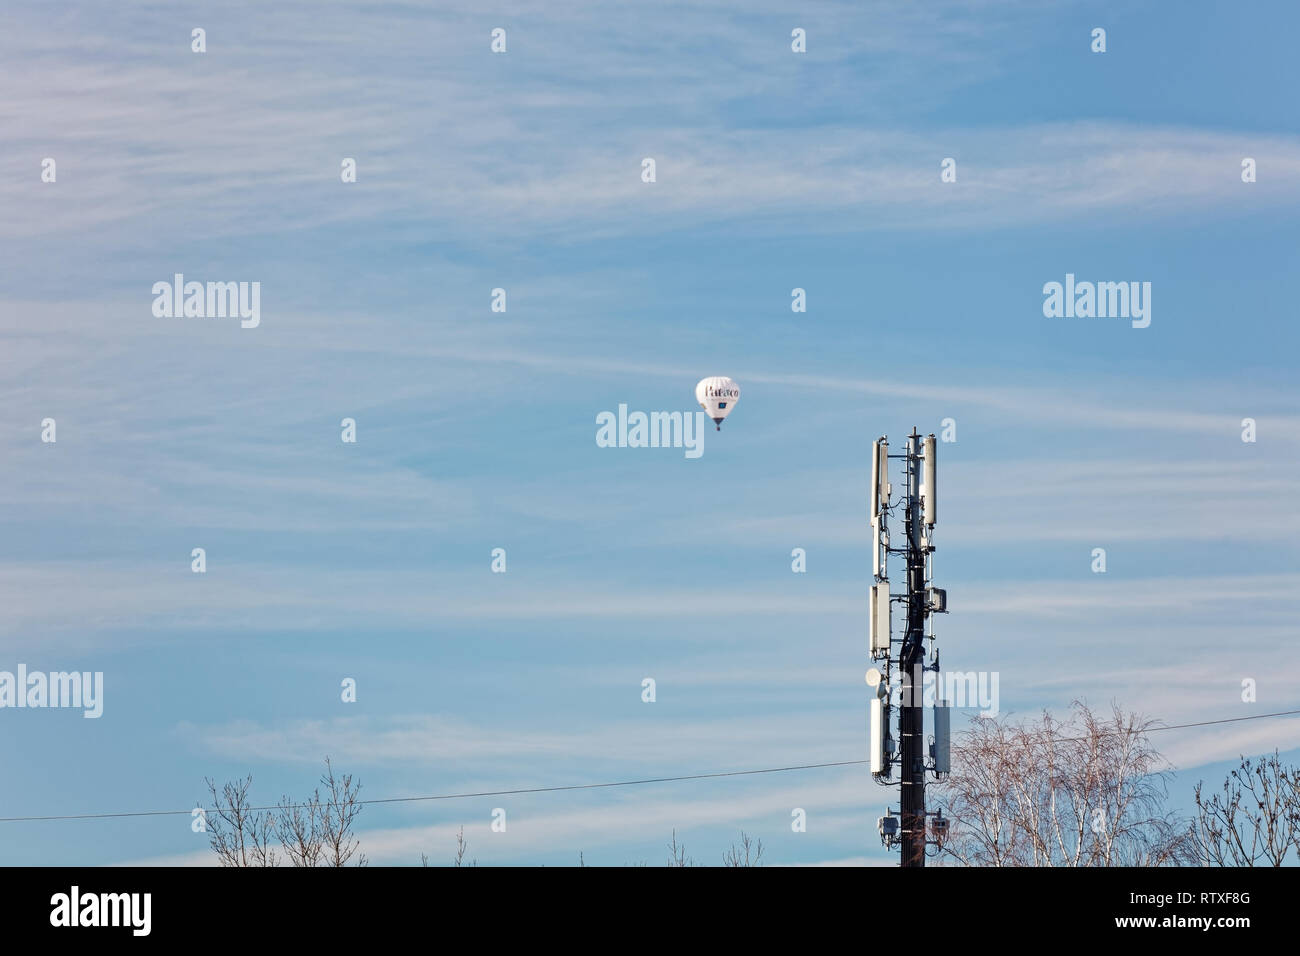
[867, 428, 950, 867]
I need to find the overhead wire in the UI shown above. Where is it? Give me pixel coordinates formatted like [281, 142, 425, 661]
[1, 708, 1297, 825]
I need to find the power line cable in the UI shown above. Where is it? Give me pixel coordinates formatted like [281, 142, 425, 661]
[1, 708, 1296, 825]
[0, 760, 867, 824]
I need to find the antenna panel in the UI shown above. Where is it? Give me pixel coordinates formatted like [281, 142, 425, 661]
[869, 582, 890, 654]
[877, 439, 890, 511]
[933, 700, 951, 774]
[870, 697, 888, 775]
[922, 435, 936, 527]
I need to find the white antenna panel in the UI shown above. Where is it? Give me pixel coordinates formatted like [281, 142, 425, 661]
[922, 434, 936, 527]
[870, 697, 888, 775]
[870, 582, 890, 654]
[870, 440, 881, 518]
[877, 439, 890, 511]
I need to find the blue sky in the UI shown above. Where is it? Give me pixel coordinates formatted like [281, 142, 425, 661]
[1, 0, 1298, 866]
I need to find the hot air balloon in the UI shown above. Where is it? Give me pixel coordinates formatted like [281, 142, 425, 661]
[695, 376, 740, 430]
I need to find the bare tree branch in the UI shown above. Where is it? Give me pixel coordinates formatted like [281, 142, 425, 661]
[1194, 750, 1300, 866]
[722, 830, 764, 867]
[937, 701, 1194, 867]
[205, 759, 365, 867]
[204, 774, 277, 867]
[318, 756, 366, 867]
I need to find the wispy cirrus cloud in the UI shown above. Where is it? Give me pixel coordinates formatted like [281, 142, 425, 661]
[3, 1, 1297, 248]
[182, 710, 862, 770]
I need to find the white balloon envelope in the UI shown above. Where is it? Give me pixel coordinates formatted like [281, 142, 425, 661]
[695, 376, 740, 430]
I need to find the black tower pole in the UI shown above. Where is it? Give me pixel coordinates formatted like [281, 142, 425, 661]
[899, 428, 927, 867]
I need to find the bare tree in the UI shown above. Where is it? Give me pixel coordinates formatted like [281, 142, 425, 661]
[205, 774, 277, 867]
[421, 825, 476, 867]
[667, 829, 696, 867]
[722, 830, 764, 867]
[1194, 750, 1300, 866]
[453, 825, 474, 867]
[938, 701, 1194, 867]
[205, 759, 365, 867]
[274, 790, 323, 867]
[318, 757, 365, 867]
